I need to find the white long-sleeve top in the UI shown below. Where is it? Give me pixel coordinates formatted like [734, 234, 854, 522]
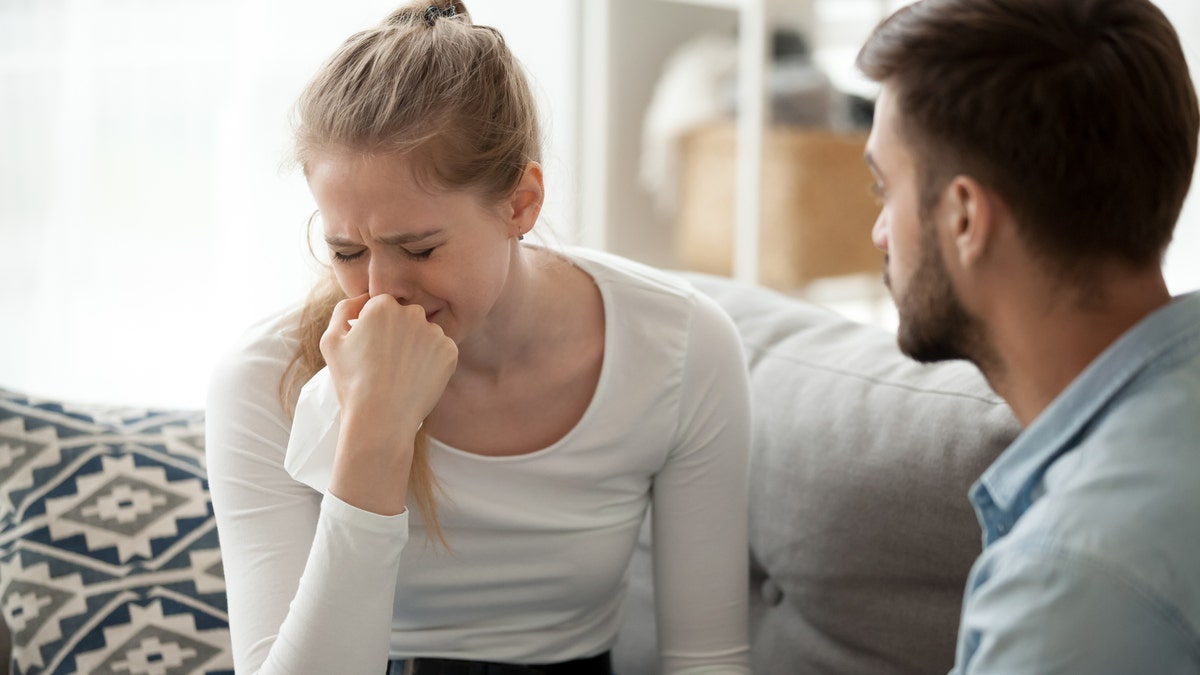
[206, 247, 751, 674]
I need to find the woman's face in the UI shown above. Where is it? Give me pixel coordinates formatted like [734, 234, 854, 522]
[306, 152, 517, 346]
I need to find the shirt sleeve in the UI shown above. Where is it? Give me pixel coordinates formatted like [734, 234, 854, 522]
[955, 543, 1200, 674]
[205, 336, 409, 675]
[652, 290, 752, 674]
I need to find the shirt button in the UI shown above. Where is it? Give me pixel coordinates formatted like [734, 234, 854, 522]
[761, 579, 784, 606]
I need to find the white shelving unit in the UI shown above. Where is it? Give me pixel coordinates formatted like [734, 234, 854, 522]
[660, 0, 771, 283]
[574, 0, 1200, 307]
[579, 0, 782, 283]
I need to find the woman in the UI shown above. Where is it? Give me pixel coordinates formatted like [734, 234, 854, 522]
[206, 3, 751, 673]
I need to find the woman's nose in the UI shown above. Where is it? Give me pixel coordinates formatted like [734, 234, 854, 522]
[368, 258, 414, 302]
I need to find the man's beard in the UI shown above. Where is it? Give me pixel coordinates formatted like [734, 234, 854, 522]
[887, 220, 986, 364]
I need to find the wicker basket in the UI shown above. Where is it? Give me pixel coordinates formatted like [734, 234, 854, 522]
[676, 122, 883, 290]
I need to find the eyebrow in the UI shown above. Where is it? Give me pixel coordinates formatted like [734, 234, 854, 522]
[324, 229, 443, 247]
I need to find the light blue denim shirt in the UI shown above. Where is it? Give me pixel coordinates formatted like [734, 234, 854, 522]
[953, 292, 1200, 674]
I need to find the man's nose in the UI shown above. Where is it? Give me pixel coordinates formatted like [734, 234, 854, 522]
[871, 212, 889, 252]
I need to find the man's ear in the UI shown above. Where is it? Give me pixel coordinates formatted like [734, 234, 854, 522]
[943, 175, 994, 269]
[506, 162, 544, 238]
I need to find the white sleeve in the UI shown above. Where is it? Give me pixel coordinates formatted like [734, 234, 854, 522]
[205, 338, 409, 675]
[652, 291, 752, 674]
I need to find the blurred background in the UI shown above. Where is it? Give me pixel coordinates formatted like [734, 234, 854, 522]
[2, 0, 1199, 409]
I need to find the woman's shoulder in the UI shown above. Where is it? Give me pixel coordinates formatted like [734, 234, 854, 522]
[564, 246, 687, 291]
[561, 247, 742, 381]
[565, 246, 733, 330]
[208, 301, 308, 409]
[564, 246, 697, 309]
[225, 302, 306, 365]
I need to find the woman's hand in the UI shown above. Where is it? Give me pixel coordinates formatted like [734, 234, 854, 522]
[322, 293, 458, 426]
[319, 292, 458, 514]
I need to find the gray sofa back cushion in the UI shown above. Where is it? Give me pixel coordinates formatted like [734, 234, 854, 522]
[614, 273, 1020, 675]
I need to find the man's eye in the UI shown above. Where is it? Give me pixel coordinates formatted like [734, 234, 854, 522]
[406, 248, 435, 260]
[332, 250, 364, 263]
[869, 182, 886, 204]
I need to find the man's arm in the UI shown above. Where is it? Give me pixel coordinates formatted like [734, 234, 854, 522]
[955, 543, 1200, 674]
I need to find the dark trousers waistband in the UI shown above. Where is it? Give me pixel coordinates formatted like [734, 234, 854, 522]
[393, 650, 611, 675]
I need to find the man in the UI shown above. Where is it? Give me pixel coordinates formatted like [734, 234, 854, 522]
[857, 0, 1200, 672]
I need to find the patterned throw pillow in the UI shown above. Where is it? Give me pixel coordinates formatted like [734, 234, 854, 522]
[0, 389, 232, 675]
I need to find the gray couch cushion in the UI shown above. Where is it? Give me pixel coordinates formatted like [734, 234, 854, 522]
[614, 273, 1019, 675]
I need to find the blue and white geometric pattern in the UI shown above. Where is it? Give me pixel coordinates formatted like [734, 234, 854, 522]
[0, 389, 232, 675]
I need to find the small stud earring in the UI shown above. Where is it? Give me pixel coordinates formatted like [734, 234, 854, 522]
[518, 234, 525, 241]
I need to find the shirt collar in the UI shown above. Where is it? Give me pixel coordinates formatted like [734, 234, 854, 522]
[970, 292, 1200, 542]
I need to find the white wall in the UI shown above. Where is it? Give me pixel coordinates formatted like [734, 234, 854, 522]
[470, 2, 580, 244]
[1157, 0, 1200, 293]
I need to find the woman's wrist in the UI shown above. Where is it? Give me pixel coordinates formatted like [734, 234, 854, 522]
[327, 411, 419, 516]
[339, 406, 423, 448]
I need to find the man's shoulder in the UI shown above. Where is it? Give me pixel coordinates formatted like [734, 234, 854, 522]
[1035, 324, 1200, 524]
[994, 413, 1200, 640]
[968, 428, 1200, 667]
[961, 528, 1200, 673]
[1033, 409, 1200, 554]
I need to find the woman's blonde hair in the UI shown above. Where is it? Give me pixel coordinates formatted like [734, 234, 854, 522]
[280, 0, 543, 548]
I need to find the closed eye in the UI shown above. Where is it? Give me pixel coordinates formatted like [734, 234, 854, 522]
[331, 249, 365, 263]
[405, 247, 436, 260]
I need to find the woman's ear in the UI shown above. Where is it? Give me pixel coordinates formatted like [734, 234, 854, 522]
[507, 162, 544, 238]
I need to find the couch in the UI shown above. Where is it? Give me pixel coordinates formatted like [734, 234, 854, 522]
[0, 271, 1019, 675]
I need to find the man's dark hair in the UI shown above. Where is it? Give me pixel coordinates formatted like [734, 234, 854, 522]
[857, 0, 1199, 270]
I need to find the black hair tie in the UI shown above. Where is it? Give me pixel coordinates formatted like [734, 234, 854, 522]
[423, 4, 456, 26]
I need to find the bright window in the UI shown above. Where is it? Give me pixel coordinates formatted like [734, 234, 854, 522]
[0, 1, 576, 408]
